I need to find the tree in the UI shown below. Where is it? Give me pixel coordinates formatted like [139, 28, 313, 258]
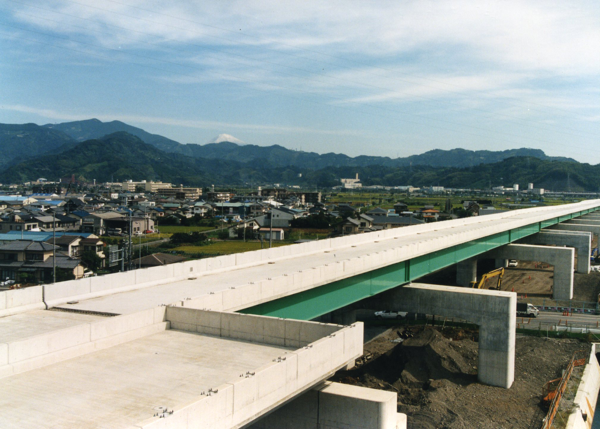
[80, 250, 103, 271]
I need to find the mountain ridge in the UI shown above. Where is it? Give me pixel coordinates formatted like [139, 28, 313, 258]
[0, 131, 595, 192]
[29, 118, 578, 168]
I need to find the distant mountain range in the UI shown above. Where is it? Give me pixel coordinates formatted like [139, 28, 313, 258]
[28, 118, 576, 168]
[0, 119, 594, 191]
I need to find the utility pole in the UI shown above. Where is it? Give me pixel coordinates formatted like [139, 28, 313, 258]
[269, 210, 273, 248]
[129, 208, 132, 270]
[52, 211, 56, 284]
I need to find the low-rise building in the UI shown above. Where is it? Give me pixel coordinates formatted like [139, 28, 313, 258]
[0, 240, 84, 283]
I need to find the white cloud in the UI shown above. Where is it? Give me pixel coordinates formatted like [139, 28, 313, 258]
[0, 104, 365, 137]
[9, 0, 600, 75]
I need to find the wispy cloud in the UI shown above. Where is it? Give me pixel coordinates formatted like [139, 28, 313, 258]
[0, 104, 365, 137]
[2, 0, 599, 162]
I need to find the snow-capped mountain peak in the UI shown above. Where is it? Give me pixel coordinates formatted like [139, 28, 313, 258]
[208, 134, 245, 144]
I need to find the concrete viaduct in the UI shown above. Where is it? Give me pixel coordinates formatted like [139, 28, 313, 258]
[1, 200, 600, 429]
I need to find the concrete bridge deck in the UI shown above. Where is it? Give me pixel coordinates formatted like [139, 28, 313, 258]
[46, 200, 600, 317]
[1, 200, 600, 428]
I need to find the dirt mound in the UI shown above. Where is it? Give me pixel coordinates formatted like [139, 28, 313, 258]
[332, 326, 590, 429]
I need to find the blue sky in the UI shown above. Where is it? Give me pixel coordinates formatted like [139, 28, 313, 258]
[1, 1, 599, 163]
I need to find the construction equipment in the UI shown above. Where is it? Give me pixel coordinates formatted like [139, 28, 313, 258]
[470, 267, 504, 290]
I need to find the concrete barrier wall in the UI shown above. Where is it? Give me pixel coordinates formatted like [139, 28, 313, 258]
[0, 286, 45, 317]
[138, 313, 364, 429]
[165, 308, 341, 348]
[565, 344, 600, 429]
[0, 306, 168, 379]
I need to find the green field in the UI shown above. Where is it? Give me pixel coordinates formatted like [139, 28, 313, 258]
[173, 241, 290, 255]
[158, 226, 215, 233]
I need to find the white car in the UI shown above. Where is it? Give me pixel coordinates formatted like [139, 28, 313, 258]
[508, 260, 518, 267]
[374, 310, 407, 320]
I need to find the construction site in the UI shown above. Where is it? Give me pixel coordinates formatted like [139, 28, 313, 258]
[338, 252, 600, 429]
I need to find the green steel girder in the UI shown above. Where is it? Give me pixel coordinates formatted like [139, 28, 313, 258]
[240, 213, 597, 320]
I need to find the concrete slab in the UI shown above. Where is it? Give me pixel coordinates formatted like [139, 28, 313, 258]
[0, 329, 293, 429]
[0, 310, 103, 344]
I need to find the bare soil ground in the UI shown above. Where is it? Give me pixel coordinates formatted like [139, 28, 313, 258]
[332, 326, 590, 429]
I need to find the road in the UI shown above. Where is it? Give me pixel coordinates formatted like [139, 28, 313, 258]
[518, 310, 600, 333]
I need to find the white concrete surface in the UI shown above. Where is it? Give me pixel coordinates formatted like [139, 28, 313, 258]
[566, 344, 600, 429]
[519, 230, 592, 274]
[251, 381, 406, 429]
[373, 283, 516, 388]
[0, 330, 292, 428]
[0, 308, 363, 429]
[551, 223, 600, 247]
[0, 307, 168, 379]
[487, 244, 575, 300]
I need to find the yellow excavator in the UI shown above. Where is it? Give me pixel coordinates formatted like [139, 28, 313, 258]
[470, 267, 504, 290]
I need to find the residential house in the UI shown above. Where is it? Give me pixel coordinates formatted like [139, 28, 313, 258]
[81, 212, 124, 235]
[256, 207, 302, 229]
[419, 208, 440, 222]
[0, 240, 85, 283]
[337, 217, 361, 235]
[0, 213, 40, 233]
[365, 207, 387, 217]
[394, 202, 408, 214]
[50, 236, 105, 267]
[33, 215, 80, 232]
[132, 253, 186, 269]
[258, 227, 285, 241]
[371, 216, 425, 229]
[227, 219, 261, 239]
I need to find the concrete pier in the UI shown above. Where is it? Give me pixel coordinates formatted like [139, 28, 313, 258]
[456, 258, 477, 287]
[373, 283, 516, 388]
[550, 223, 600, 248]
[518, 230, 591, 274]
[487, 244, 575, 300]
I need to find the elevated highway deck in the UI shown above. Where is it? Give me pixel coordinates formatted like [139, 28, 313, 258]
[1, 200, 600, 428]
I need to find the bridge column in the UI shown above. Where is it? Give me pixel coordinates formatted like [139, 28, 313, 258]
[550, 224, 600, 247]
[495, 259, 508, 269]
[456, 258, 477, 287]
[372, 284, 515, 388]
[518, 230, 591, 274]
[487, 244, 574, 300]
